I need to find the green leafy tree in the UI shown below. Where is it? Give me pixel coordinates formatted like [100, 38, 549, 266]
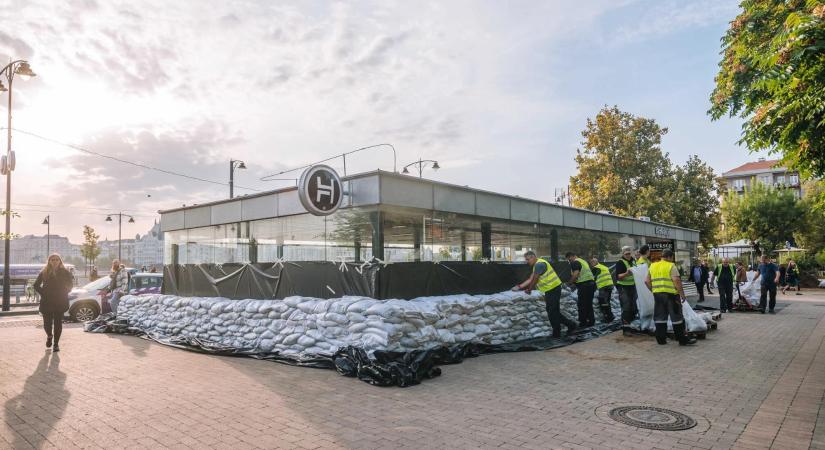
[570, 106, 672, 218]
[721, 182, 805, 254]
[80, 225, 101, 274]
[570, 107, 721, 246]
[710, 1, 825, 177]
[796, 180, 825, 253]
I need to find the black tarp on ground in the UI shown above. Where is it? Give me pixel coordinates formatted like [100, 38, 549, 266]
[84, 314, 620, 387]
[163, 261, 544, 300]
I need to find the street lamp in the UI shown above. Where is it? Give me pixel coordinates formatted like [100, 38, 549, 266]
[229, 159, 246, 199]
[401, 158, 440, 178]
[0, 59, 36, 311]
[42, 215, 49, 257]
[106, 213, 135, 262]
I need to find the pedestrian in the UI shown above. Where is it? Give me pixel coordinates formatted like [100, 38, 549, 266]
[513, 251, 577, 337]
[778, 263, 787, 292]
[109, 260, 129, 315]
[90, 265, 99, 281]
[615, 246, 638, 336]
[782, 259, 802, 295]
[33, 254, 73, 352]
[689, 261, 706, 303]
[708, 261, 716, 289]
[589, 256, 615, 323]
[715, 257, 736, 313]
[753, 254, 781, 314]
[636, 244, 651, 266]
[140, 265, 147, 272]
[645, 249, 696, 346]
[565, 252, 597, 327]
[701, 260, 713, 294]
[735, 261, 748, 303]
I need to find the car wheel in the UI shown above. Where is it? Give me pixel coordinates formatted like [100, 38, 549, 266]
[71, 303, 99, 322]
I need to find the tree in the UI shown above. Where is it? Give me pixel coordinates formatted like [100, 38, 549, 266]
[570, 106, 672, 218]
[570, 107, 722, 246]
[721, 182, 805, 255]
[80, 225, 101, 275]
[710, 1, 825, 177]
[795, 180, 825, 253]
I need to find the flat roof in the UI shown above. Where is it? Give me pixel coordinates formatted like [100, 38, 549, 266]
[159, 170, 700, 241]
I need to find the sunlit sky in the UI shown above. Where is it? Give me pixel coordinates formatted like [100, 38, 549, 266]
[1, 0, 758, 243]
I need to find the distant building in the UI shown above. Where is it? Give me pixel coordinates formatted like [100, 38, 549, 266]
[721, 158, 804, 198]
[0, 234, 82, 264]
[133, 221, 164, 269]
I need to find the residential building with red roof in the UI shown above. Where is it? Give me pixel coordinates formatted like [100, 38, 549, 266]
[721, 158, 803, 198]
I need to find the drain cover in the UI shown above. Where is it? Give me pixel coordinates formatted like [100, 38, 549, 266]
[607, 406, 697, 431]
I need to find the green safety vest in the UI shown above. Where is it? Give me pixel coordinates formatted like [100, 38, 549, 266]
[715, 264, 735, 278]
[617, 258, 635, 286]
[650, 260, 678, 295]
[594, 263, 613, 289]
[574, 257, 594, 283]
[534, 258, 562, 293]
[637, 256, 651, 266]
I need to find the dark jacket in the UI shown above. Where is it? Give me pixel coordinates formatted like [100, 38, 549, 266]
[34, 268, 73, 314]
[688, 264, 709, 283]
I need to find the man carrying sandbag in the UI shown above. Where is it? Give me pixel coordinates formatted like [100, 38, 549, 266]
[590, 256, 615, 323]
[565, 252, 597, 328]
[645, 249, 697, 346]
[513, 251, 577, 338]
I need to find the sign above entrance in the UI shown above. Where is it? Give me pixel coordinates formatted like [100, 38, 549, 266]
[298, 165, 343, 216]
[647, 241, 674, 251]
[654, 226, 670, 237]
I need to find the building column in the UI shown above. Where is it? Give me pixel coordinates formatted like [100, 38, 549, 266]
[370, 210, 384, 261]
[481, 222, 492, 260]
[550, 228, 559, 262]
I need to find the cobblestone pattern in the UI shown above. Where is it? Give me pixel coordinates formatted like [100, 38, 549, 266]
[1, 301, 824, 449]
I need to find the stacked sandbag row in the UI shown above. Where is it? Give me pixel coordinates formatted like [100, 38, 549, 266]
[118, 288, 621, 358]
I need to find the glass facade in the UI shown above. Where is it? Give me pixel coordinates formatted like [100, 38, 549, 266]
[164, 205, 698, 270]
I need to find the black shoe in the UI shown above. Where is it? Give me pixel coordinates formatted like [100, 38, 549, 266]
[46, 337, 52, 348]
[566, 324, 578, 336]
[679, 336, 698, 346]
[769, 309, 776, 314]
[52, 345, 60, 352]
[759, 309, 766, 314]
[796, 292, 803, 296]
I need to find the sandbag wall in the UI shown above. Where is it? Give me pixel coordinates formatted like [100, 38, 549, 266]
[163, 261, 535, 300]
[118, 288, 621, 359]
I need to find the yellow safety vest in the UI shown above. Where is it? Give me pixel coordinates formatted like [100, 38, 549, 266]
[575, 257, 595, 283]
[649, 260, 678, 294]
[637, 256, 650, 266]
[617, 258, 635, 286]
[594, 263, 613, 289]
[534, 258, 562, 293]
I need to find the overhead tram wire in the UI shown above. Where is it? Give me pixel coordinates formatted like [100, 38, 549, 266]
[4, 128, 263, 193]
[259, 143, 397, 181]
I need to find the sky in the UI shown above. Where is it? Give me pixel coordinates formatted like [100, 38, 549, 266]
[0, 0, 758, 243]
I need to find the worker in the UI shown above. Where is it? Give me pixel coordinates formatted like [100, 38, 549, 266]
[753, 254, 781, 314]
[615, 246, 638, 336]
[565, 252, 596, 327]
[513, 251, 577, 337]
[590, 257, 615, 323]
[645, 249, 696, 346]
[715, 257, 736, 313]
[636, 244, 651, 266]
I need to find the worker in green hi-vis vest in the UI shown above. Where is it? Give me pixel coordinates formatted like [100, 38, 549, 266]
[589, 256, 616, 324]
[565, 251, 596, 327]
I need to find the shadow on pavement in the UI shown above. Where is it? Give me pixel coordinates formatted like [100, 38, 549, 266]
[3, 352, 69, 449]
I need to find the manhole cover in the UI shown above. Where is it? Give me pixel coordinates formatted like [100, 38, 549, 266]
[607, 406, 696, 431]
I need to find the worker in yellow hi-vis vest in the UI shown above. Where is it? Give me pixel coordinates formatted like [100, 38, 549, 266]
[589, 256, 615, 323]
[565, 251, 596, 327]
[513, 251, 577, 338]
[645, 249, 697, 346]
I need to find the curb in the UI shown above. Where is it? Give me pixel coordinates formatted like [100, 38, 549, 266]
[0, 310, 40, 317]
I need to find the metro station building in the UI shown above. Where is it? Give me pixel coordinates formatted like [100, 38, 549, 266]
[159, 170, 700, 269]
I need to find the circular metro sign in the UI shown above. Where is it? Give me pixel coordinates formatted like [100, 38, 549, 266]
[298, 165, 343, 216]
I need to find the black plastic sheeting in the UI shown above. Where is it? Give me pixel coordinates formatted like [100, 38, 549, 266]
[163, 261, 536, 300]
[85, 314, 620, 387]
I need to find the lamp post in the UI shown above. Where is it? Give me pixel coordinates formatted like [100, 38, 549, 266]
[106, 213, 135, 262]
[229, 159, 246, 199]
[42, 215, 49, 257]
[0, 59, 36, 312]
[402, 158, 440, 178]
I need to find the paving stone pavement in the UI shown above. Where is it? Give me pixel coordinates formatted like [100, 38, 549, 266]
[1, 295, 825, 450]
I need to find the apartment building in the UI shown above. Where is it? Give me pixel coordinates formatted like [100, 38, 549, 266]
[721, 158, 804, 198]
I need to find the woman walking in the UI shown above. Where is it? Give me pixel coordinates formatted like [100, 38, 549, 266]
[33, 254, 74, 352]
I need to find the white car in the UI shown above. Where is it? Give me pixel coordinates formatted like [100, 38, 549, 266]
[66, 277, 110, 322]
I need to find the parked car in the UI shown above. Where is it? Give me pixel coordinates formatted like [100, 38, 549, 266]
[67, 272, 163, 322]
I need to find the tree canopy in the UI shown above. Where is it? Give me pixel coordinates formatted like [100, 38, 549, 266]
[710, 0, 825, 177]
[570, 106, 721, 247]
[721, 182, 805, 254]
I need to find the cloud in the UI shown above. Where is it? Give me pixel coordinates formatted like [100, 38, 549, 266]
[610, 0, 740, 45]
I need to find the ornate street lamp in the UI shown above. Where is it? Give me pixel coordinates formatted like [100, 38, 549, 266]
[229, 159, 246, 199]
[402, 158, 440, 178]
[0, 59, 36, 311]
[106, 213, 135, 262]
